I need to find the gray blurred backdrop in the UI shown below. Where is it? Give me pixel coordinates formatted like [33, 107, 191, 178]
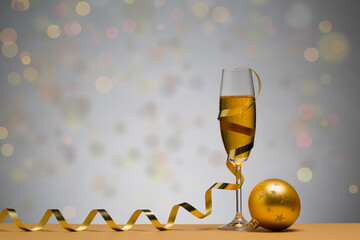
[0, 0, 359, 224]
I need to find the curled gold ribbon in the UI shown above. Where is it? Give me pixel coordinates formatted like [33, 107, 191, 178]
[0, 181, 240, 232]
[0, 67, 261, 232]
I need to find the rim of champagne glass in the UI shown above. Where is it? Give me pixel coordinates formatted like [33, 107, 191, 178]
[222, 67, 250, 72]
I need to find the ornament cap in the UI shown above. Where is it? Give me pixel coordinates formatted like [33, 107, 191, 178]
[249, 219, 260, 229]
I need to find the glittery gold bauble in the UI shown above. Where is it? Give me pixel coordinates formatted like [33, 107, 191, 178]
[248, 179, 301, 231]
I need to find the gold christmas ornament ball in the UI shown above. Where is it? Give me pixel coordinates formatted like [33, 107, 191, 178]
[248, 179, 301, 231]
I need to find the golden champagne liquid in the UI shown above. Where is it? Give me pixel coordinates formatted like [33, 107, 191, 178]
[220, 95, 256, 162]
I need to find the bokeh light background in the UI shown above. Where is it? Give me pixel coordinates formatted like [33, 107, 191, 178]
[0, 0, 359, 224]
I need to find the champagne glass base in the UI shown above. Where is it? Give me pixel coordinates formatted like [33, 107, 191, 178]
[218, 213, 251, 231]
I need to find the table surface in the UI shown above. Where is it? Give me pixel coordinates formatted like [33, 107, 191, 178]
[0, 223, 359, 240]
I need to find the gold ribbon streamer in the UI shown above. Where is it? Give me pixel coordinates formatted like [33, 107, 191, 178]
[0, 182, 240, 232]
[218, 107, 247, 119]
[220, 121, 255, 137]
[0, 67, 261, 232]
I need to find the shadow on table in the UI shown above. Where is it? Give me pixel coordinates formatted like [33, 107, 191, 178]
[249, 228, 302, 233]
[0, 225, 302, 233]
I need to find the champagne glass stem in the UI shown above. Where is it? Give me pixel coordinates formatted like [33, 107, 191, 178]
[235, 164, 242, 215]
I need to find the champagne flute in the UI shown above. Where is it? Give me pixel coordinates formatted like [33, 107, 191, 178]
[218, 67, 256, 231]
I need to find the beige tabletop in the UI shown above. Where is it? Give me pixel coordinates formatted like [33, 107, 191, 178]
[0, 223, 359, 240]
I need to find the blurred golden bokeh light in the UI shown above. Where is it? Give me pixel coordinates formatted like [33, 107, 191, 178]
[7, 72, 21, 86]
[64, 21, 82, 36]
[123, 20, 136, 32]
[1, 42, 18, 58]
[302, 79, 318, 96]
[297, 133, 312, 149]
[11, 0, 30, 11]
[56, 2, 69, 16]
[349, 185, 358, 194]
[11, 168, 25, 183]
[297, 167, 313, 182]
[95, 76, 113, 93]
[23, 67, 38, 82]
[76, 1, 91, 16]
[106, 27, 119, 39]
[320, 73, 332, 84]
[0, 127, 8, 140]
[304, 47, 319, 62]
[320, 119, 329, 127]
[298, 104, 315, 120]
[193, 2, 209, 18]
[47, 25, 62, 39]
[319, 20, 332, 33]
[19, 51, 31, 65]
[171, 8, 184, 21]
[0, 28, 17, 43]
[212, 6, 230, 23]
[1, 143, 14, 157]
[318, 32, 349, 64]
[154, 0, 164, 8]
